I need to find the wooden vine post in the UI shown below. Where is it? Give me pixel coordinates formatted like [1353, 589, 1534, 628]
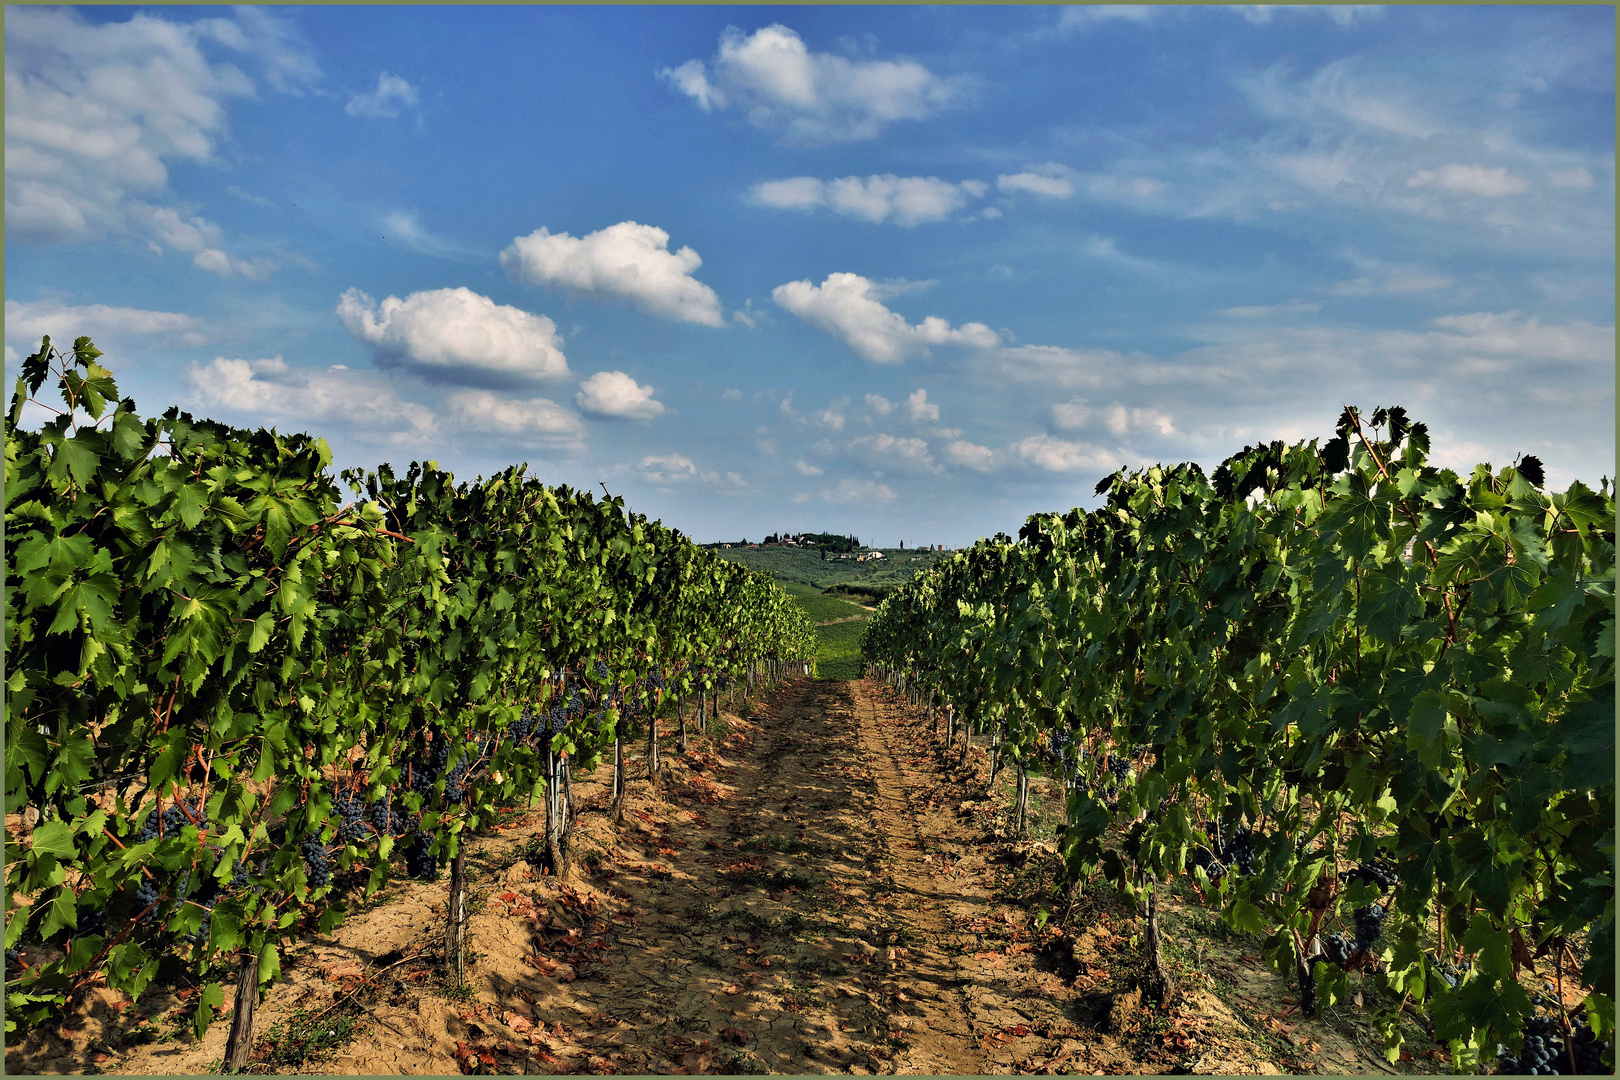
[446, 845, 468, 982]
[223, 950, 259, 1071]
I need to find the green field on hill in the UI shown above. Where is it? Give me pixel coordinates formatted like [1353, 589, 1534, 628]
[713, 543, 949, 593]
[721, 543, 949, 681]
[793, 593, 870, 623]
[809, 616, 866, 681]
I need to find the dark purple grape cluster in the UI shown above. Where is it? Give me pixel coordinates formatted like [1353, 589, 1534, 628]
[509, 706, 538, 745]
[1042, 730, 1085, 778]
[136, 798, 208, 842]
[410, 732, 455, 797]
[371, 788, 405, 836]
[1422, 950, 1470, 994]
[333, 790, 370, 843]
[1343, 860, 1398, 893]
[404, 829, 437, 881]
[301, 834, 331, 889]
[1223, 825, 1256, 876]
[1320, 931, 1354, 966]
[1493, 1015, 1607, 1075]
[1189, 845, 1229, 883]
[442, 753, 469, 802]
[1568, 1017, 1612, 1074]
[1188, 822, 1258, 881]
[79, 904, 107, 938]
[133, 879, 161, 923]
[229, 860, 251, 889]
[1353, 903, 1385, 950]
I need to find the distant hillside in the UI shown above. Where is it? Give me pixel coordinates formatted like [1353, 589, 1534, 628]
[713, 543, 950, 594]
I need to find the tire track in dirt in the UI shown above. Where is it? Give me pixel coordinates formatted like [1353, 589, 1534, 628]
[845, 681, 989, 1076]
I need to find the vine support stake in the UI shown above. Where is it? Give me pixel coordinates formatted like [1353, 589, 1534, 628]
[446, 844, 467, 984]
[1143, 877, 1176, 1005]
[223, 949, 259, 1071]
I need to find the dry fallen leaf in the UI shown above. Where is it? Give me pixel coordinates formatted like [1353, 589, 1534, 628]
[722, 983, 744, 995]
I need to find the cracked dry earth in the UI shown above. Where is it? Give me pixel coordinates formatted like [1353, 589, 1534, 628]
[16, 676, 1279, 1076]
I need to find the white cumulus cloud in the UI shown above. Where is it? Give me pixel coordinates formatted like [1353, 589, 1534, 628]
[865, 393, 894, 416]
[575, 370, 666, 420]
[751, 174, 986, 225]
[1406, 163, 1531, 197]
[904, 388, 940, 421]
[186, 356, 436, 442]
[814, 396, 849, 430]
[850, 433, 938, 473]
[794, 459, 823, 476]
[446, 389, 585, 450]
[501, 221, 724, 327]
[336, 286, 570, 386]
[346, 72, 419, 119]
[771, 272, 998, 364]
[1014, 434, 1121, 474]
[944, 439, 999, 473]
[660, 24, 968, 144]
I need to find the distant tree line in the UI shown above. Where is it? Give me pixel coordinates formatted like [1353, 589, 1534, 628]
[703, 532, 863, 553]
[800, 532, 861, 553]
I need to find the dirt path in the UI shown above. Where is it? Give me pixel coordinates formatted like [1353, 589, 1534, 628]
[9, 675, 1409, 1075]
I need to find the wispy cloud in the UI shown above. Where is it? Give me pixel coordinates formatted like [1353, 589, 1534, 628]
[381, 210, 483, 260]
[1227, 6, 1384, 27]
[346, 72, 420, 120]
[5, 7, 313, 270]
[5, 297, 205, 349]
[752, 174, 987, 225]
[997, 163, 1076, 199]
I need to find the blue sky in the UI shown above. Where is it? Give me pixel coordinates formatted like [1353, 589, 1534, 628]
[6, 5, 1614, 547]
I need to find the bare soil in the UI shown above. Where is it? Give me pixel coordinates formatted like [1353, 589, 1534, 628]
[5, 677, 1436, 1075]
